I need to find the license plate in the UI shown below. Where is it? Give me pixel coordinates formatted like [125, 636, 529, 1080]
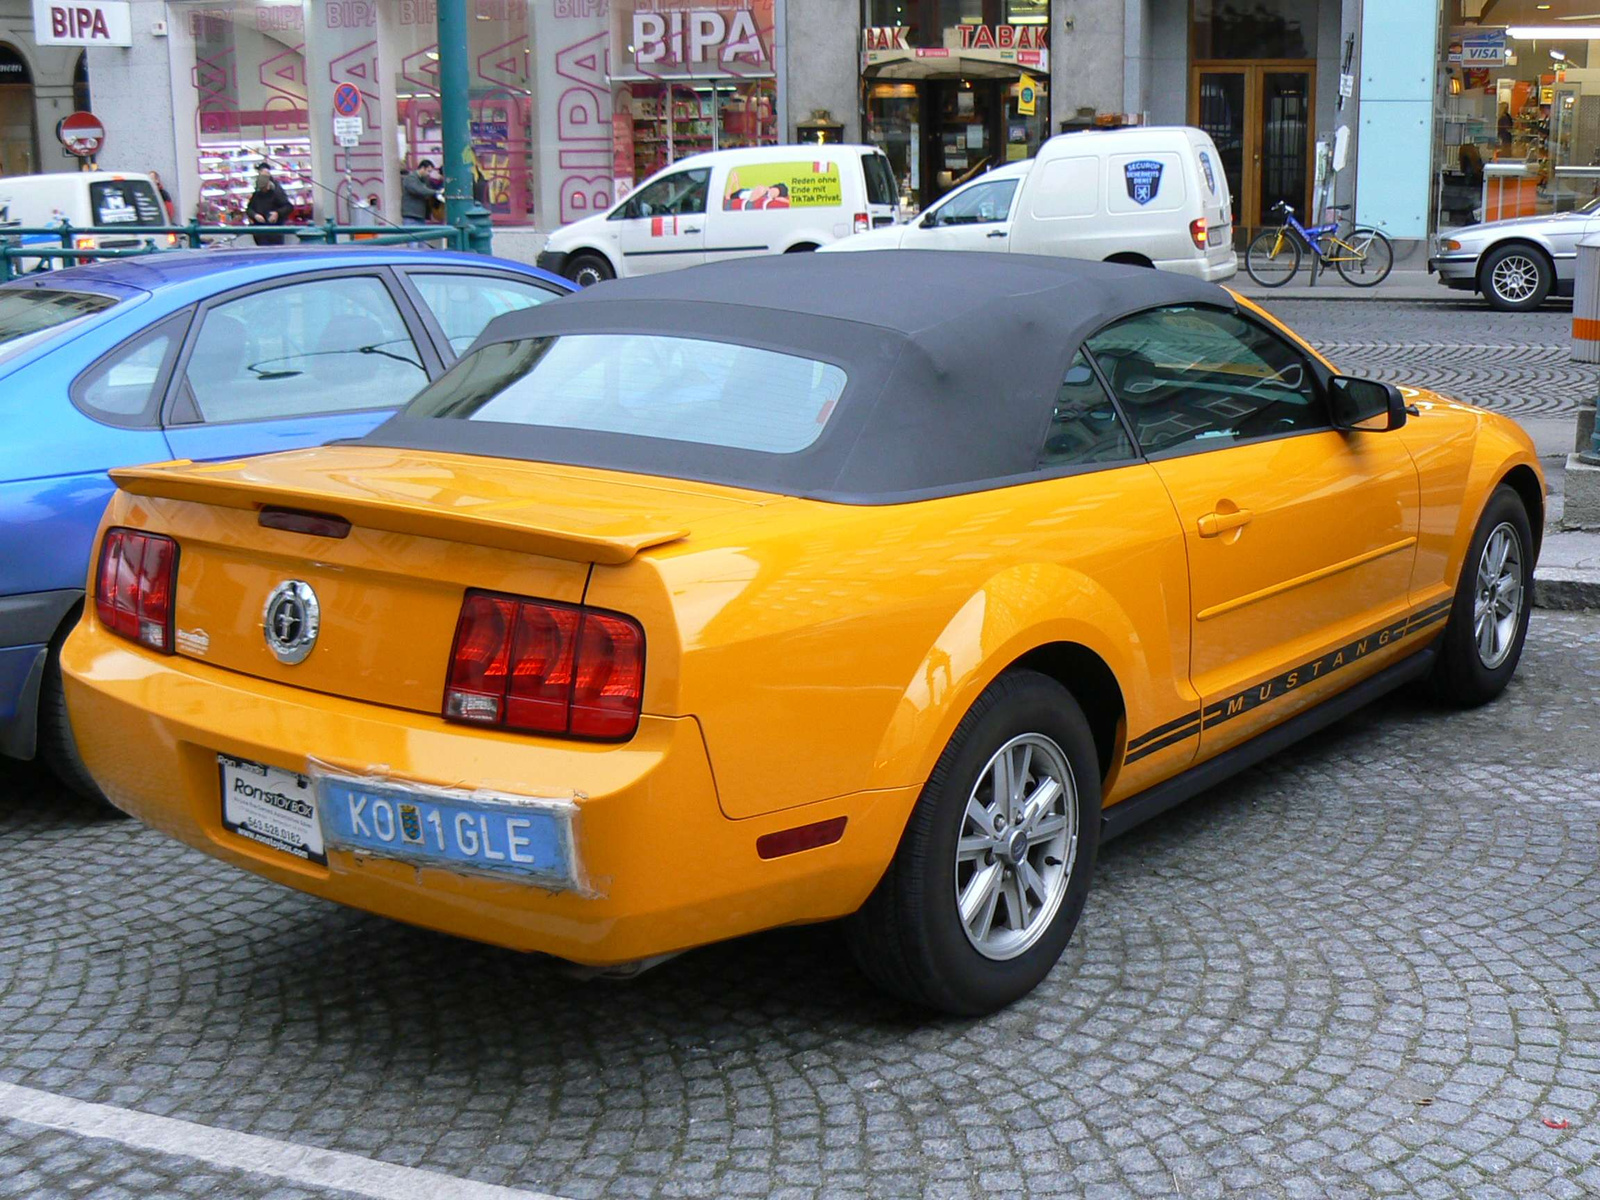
[316, 772, 576, 888]
[218, 755, 326, 865]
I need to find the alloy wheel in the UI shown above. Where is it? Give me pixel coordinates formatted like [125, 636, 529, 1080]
[1474, 521, 1524, 669]
[1489, 254, 1540, 303]
[954, 733, 1078, 961]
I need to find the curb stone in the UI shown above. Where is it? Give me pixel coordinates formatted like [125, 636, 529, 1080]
[1533, 573, 1600, 610]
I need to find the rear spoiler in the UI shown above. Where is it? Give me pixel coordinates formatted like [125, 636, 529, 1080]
[108, 462, 686, 566]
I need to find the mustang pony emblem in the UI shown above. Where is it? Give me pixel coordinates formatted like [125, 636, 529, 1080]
[262, 580, 321, 665]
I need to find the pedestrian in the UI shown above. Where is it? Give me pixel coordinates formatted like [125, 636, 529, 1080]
[149, 170, 176, 223]
[401, 159, 440, 226]
[245, 163, 294, 246]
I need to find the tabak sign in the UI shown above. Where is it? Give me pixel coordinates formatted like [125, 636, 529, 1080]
[612, 0, 775, 78]
[955, 24, 1049, 51]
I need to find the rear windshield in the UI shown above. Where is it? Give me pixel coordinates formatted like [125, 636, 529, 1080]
[405, 334, 848, 454]
[863, 153, 898, 207]
[89, 180, 165, 226]
[0, 288, 116, 346]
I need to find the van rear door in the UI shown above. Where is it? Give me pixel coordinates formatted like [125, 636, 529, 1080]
[861, 151, 901, 228]
[1191, 135, 1235, 270]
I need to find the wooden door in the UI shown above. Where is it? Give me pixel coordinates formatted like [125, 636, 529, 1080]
[1191, 63, 1315, 230]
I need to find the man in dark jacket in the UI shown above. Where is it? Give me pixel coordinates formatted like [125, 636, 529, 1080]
[401, 160, 441, 225]
[246, 164, 294, 245]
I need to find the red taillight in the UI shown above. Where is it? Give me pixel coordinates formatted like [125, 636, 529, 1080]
[853, 211, 869, 234]
[94, 528, 178, 653]
[74, 236, 95, 250]
[444, 590, 644, 740]
[1190, 218, 1208, 250]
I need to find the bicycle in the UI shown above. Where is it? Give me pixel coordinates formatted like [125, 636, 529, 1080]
[1244, 201, 1394, 288]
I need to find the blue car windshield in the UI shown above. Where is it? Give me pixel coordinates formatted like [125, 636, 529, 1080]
[0, 288, 117, 348]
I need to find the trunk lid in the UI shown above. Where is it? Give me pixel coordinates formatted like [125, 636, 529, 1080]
[111, 445, 769, 714]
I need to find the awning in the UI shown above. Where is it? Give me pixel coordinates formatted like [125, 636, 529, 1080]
[862, 47, 1049, 81]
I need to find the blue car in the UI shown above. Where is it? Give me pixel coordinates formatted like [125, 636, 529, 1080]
[0, 246, 571, 799]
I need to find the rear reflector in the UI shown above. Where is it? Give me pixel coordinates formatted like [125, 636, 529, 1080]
[756, 817, 848, 860]
[444, 589, 645, 740]
[258, 506, 352, 539]
[95, 528, 178, 653]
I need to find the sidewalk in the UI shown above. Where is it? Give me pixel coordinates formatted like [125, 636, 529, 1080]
[1231, 268, 1455, 303]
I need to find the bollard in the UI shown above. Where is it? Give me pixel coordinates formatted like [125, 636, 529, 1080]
[1577, 238, 1600, 464]
[1573, 237, 1600, 363]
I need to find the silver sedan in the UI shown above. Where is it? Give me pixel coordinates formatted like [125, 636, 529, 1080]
[1431, 200, 1600, 310]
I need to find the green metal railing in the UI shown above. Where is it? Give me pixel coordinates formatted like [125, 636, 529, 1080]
[0, 216, 494, 282]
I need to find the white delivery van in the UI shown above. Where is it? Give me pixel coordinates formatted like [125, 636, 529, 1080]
[0, 172, 175, 259]
[538, 145, 900, 286]
[824, 126, 1236, 282]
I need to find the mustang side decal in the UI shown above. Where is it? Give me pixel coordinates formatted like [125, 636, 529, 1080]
[1124, 598, 1454, 764]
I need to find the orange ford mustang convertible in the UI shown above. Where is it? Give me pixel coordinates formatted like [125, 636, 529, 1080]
[62, 253, 1542, 1014]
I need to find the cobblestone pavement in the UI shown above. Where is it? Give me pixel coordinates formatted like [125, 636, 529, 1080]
[1256, 299, 1591, 418]
[2, 611, 1598, 1199]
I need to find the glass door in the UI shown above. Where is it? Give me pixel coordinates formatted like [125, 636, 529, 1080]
[1192, 64, 1314, 230]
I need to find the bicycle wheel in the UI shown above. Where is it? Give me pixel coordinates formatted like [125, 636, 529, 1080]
[1335, 228, 1394, 287]
[1245, 228, 1302, 287]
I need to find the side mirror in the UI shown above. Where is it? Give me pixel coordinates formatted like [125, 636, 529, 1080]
[919, 209, 940, 228]
[1329, 374, 1407, 431]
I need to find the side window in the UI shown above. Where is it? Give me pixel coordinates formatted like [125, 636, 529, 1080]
[618, 169, 710, 219]
[930, 179, 1019, 227]
[409, 273, 560, 355]
[1085, 306, 1323, 456]
[183, 276, 428, 423]
[1039, 352, 1134, 468]
[72, 313, 187, 426]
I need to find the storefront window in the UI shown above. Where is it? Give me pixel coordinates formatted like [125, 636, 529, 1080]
[608, 0, 780, 196]
[862, 0, 1050, 212]
[1434, 5, 1600, 231]
[184, 1, 310, 225]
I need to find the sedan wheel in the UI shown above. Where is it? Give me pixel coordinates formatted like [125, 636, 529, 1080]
[1480, 245, 1551, 311]
[845, 670, 1100, 1015]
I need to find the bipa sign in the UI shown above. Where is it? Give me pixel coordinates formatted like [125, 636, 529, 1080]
[631, 7, 768, 73]
[32, 1, 133, 46]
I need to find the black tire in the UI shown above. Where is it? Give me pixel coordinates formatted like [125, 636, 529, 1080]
[37, 619, 123, 814]
[563, 252, 614, 288]
[1245, 228, 1302, 287]
[844, 670, 1100, 1015]
[1430, 484, 1535, 706]
[1334, 227, 1394, 287]
[1478, 244, 1551, 311]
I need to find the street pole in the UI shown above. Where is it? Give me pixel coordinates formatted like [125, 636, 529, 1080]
[436, 0, 494, 253]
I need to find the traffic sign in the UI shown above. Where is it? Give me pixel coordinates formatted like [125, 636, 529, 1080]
[332, 81, 363, 118]
[333, 115, 363, 146]
[56, 110, 104, 157]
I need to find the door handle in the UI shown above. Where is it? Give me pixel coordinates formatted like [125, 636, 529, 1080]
[683, 225, 702, 234]
[1197, 507, 1254, 537]
[987, 229, 1007, 237]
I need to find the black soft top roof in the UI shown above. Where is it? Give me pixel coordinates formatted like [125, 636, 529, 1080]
[360, 251, 1237, 503]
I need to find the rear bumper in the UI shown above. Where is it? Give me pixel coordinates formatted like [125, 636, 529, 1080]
[1158, 253, 1238, 282]
[535, 249, 568, 277]
[61, 621, 910, 965]
[0, 588, 82, 760]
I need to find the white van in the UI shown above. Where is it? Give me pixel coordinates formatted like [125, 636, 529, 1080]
[0, 172, 174, 260]
[538, 145, 900, 286]
[824, 127, 1236, 282]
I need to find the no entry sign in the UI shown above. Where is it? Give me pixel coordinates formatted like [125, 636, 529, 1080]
[332, 81, 362, 118]
[57, 110, 104, 157]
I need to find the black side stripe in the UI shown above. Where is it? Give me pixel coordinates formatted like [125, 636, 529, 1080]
[1124, 597, 1456, 761]
[1127, 709, 1203, 752]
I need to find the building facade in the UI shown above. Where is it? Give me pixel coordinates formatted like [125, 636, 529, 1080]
[52, 0, 1544, 260]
